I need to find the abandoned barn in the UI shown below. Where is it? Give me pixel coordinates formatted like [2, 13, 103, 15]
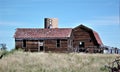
[14, 18, 103, 53]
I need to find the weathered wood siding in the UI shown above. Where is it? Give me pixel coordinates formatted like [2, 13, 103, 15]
[15, 40, 38, 52]
[15, 40, 23, 49]
[73, 27, 98, 53]
[26, 40, 38, 52]
[15, 39, 69, 52]
[44, 39, 68, 52]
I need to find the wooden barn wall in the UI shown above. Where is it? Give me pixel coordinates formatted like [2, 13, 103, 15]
[26, 40, 38, 52]
[44, 39, 68, 52]
[15, 40, 38, 52]
[73, 27, 96, 48]
[15, 39, 69, 52]
[15, 40, 23, 49]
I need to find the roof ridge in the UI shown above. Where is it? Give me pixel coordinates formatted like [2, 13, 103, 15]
[17, 28, 73, 29]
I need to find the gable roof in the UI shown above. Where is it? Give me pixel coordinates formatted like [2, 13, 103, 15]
[14, 28, 72, 39]
[74, 24, 103, 45]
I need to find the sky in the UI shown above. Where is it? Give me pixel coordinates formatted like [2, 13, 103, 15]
[0, 0, 119, 50]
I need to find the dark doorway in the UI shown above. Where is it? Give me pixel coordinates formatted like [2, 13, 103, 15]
[79, 42, 85, 48]
[40, 46, 43, 51]
[38, 40, 44, 52]
[79, 42, 85, 52]
[23, 40, 26, 47]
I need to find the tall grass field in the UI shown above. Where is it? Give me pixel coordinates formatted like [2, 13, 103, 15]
[0, 50, 119, 72]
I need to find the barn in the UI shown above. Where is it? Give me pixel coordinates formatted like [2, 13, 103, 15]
[72, 25, 103, 53]
[14, 18, 103, 53]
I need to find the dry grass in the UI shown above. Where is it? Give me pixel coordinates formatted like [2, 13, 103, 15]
[0, 51, 119, 72]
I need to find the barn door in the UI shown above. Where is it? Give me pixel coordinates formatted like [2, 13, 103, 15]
[38, 40, 44, 52]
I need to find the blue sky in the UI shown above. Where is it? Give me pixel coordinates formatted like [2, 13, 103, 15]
[0, 0, 119, 50]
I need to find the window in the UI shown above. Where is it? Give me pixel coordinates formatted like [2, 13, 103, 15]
[89, 39, 92, 42]
[49, 19, 52, 24]
[23, 40, 26, 47]
[79, 42, 84, 48]
[57, 39, 60, 48]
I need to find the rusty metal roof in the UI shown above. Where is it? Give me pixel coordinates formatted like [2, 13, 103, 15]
[14, 28, 72, 39]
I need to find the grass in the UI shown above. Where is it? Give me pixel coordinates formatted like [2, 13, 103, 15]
[0, 50, 119, 72]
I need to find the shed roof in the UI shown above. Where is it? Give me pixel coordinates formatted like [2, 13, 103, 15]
[14, 28, 72, 39]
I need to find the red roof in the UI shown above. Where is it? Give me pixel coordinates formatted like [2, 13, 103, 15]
[14, 28, 72, 39]
[93, 31, 103, 45]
